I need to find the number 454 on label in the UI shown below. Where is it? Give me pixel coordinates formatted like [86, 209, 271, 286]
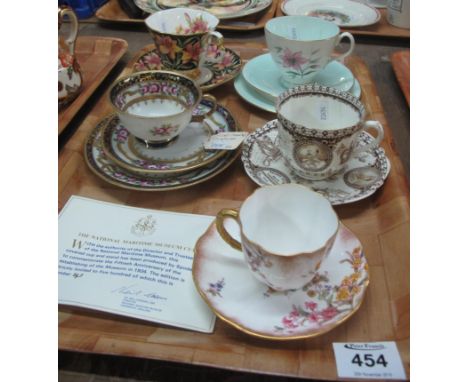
[333, 342, 407, 380]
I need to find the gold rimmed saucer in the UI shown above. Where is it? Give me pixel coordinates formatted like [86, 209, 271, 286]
[101, 98, 238, 176]
[135, 0, 272, 20]
[193, 220, 369, 340]
[85, 116, 240, 191]
[133, 46, 242, 91]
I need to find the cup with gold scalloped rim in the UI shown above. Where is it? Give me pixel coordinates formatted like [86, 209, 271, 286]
[84, 116, 240, 191]
[133, 44, 242, 92]
[193, 216, 369, 340]
[100, 97, 239, 176]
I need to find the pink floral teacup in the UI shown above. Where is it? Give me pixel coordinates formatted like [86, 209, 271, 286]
[216, 184, 339, 291]
[109, 71, 216, 145]
[265, 16, 354, 86]
[145, 8, 224, 80]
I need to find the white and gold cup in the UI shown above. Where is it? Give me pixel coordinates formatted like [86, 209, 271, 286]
[109, 70, 216, 145]
[216, 184, 339, 291]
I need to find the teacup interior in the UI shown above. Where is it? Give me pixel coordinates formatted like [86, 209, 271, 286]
[127, 100, 185, 118]
[110, 73, 199, 118]
[240, 184, 338, 255]
[279, 94, 361, 130]
[266, 16, 339, 41]
[145, 8, 218, 35]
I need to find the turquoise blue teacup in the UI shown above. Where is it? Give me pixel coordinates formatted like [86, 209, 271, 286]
[265, 16, 355, 86]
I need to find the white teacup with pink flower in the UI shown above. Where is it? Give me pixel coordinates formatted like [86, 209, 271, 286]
[265, 16, 355, 86]
[109, 71, 216, 145]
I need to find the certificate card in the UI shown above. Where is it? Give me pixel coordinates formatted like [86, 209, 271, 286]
[58, 196, 216, 333]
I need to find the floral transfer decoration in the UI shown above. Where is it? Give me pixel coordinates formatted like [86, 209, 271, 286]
[149, 33, 206, 72]
[113, 79, 196, 112]
[307, 10, 351, 25]
[133, 47, 242, 91]
[206, 278, 225, 297]
[150, 123, 179, 137]
[175, 13, 210, 35]
[273, 47, 321, 80]
[192, 221, 369, 340]
[273, 246, 367, 334]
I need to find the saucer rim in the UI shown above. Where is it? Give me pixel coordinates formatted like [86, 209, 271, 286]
[100, 99, 238, 176]
[281, 0, 381, 28]
[234, 73, 362, 114]
[84, 115, 241, 191]
[133, 47, 242, 92]
[242, 54, 355, 102]
[139, 0, 273, 20]
[241, 119, 391, 205]
[192, 221, 370, 341]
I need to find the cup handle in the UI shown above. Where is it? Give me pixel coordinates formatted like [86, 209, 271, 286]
[216, 209, 242, 251]
[334, 32, 355, 63]
[58, 6, 79, 56]
[352, 121, 385, 155]
[205, 31, 224, 48]
[192, 94, 217, 123]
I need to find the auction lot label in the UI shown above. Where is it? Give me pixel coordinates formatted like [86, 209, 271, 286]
[333, 342, 406, 380]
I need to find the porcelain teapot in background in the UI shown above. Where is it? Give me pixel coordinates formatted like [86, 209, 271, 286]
[58, 6, 82, 108]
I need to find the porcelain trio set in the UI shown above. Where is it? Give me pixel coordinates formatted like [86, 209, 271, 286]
[84, 7, 245, 190]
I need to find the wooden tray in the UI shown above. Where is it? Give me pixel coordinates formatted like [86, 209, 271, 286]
[96, 0, 278, 31]
[58, 36, 128, 135]
[391, 50, 410, 105]
[276, 1, 410, 39]
[58, 43, 410, 381]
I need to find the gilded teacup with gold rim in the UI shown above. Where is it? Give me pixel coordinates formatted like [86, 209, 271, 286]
[216, 184, 339, 291]
[145, 8, 224, 80]
[109, 70, 217, 145]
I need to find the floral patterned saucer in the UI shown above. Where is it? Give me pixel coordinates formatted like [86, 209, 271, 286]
[193, 220, 369, 340]
[134, 46, 241, 91]
[281, 0, 381, 28]
[241, 120, 390, 205]
[84, 116, 239, 191]
[101, 99, 237, 175]
[157, 0, 254, 19]
[135, 0, 273, 20]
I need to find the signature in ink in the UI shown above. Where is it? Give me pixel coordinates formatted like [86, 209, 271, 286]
[111, 284, 166, 301]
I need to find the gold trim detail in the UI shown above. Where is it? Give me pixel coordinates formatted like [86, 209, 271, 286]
[192, 221, 369, 341]
[84, 116, 241, 192]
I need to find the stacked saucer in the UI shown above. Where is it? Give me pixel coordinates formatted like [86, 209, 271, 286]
[85, 98, 240, 191]
[235, 53, 361, 113]
[133, 45, 242, 92]
[135, 0, 273, 20]
[281, 0, 381, 27]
